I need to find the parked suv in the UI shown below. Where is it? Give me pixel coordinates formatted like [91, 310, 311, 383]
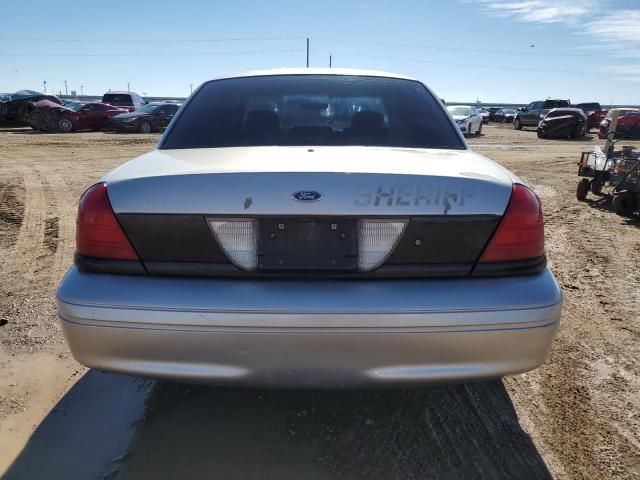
[514, 99, 571, 130]
[101, 91, 145, 112]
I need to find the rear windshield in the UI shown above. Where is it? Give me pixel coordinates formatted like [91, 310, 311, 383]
[542, 100, 570, 109]
[576, 103, 600, 111]
[136, 104, 159, 113]
[160, 75, 464, 150]
[102, 94, 133, 105]
[447, 106, 470, 116]
[606, 110, 640, 119]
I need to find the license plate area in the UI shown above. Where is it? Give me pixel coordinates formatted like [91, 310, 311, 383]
[258, 219, 357, 271]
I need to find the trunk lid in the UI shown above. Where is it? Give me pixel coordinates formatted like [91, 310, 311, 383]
[106, 146, 513, 216]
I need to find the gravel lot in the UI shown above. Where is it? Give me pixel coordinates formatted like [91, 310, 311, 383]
[0, 124, 638, 479]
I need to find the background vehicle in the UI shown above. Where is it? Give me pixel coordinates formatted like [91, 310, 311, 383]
[447, 104, 483, 135]
[598, 108, 640, 139]
[537, 108, 587, 139]
[478, 107, 490, 123]
[487, 106, 502, 122]
[57, 69, 560, 387]
[111, 102, 181, 133]
[575, 102, 608, 131]
[101, 91, 145, 112]
[27, 101, 127, 132]
[494, 108, 517, 123]
[0, 90, 63, 124]
[514, 99, 571, 129]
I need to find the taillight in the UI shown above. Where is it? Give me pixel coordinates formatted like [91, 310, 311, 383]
[76, 183, 138, 260]
[479, 184, 544, 263]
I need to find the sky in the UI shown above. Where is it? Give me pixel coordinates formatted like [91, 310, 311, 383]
[1, 0, 639, 104]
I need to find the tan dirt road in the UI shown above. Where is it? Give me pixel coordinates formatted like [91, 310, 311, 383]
[0, 126, 638, 479]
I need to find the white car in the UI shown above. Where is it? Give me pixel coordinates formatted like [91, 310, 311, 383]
[57, 69, 561, 387]
[447, 105, 483, 136]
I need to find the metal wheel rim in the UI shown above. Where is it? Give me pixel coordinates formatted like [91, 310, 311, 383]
[59, 119, 72, 132]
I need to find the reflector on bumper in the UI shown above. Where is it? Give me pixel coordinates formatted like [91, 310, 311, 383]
[207, 219, 258, 270]
[357, 219, 409, 271]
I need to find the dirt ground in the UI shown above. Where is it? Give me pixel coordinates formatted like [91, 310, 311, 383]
[0, 125, 638, 479]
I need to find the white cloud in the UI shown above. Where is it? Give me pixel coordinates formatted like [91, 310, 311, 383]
[585, 10, 640, 44]
[473, 0, 598, 24]
[468, 1, 640, 82]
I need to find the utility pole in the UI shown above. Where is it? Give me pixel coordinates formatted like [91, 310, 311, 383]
[190, 84, 193, 94]
[306, 38, 309, 68]
[329, 55, 332, 68]
[43, 80, 47, 93]
[64, 80, 68, 96]
[127, 81, 131, 92]
[80, 85, 84, 96]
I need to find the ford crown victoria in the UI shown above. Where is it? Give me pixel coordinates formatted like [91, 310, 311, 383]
[57, 69, 562, 387]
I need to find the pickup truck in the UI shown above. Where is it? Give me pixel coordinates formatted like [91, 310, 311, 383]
[513, 99, 571, 130]
[574, 102, 608, 131]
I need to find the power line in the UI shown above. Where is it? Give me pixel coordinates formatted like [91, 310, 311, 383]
[334, 51, 612, 76]
[316, 37, 601, 58]
[0, 49, 303, 58]
[0, 36, 305, 43]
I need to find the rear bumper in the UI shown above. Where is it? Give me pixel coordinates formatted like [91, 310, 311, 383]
[57, 267, 562, 387]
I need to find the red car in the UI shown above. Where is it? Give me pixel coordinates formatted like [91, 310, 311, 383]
[575, 102, 608, 131]
[598, 108, 640, 139]
[27, 101, 127, 132]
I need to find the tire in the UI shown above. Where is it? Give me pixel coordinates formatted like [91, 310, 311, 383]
[514, 118, 522, 130]
[58, 118, 73, 132]
[576, 179, 589, 201]
[590, 180, 603, 194]
[611, 194, 632, 216]
[571, 124, 582, 140]
[139, 120, 152, 133]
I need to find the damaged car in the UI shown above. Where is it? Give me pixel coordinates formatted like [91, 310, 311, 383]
[514, 99, 571, 130]
[0, 90, 63, 125]
[537, 108, 587, 139]
[598, 108, 640, 139]
[27, 101, 127, 132]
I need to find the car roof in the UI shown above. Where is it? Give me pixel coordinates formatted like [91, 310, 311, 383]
[208, 68, 416, 82]
[103, 91, 137, 95]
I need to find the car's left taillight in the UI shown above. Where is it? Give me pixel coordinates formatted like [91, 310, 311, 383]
[76, 182, 139, 260]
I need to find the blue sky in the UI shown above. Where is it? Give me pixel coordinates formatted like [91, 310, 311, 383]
[1, 0, 638, 103]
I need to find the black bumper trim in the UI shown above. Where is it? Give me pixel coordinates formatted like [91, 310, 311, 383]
[143, 261, 473, 278]
[75, 253, 146, 275]
[471, 256, 546, 277]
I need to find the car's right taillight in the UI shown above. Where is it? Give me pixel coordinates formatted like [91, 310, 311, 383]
[76, 182, 139, 260]
[478, 184, 544, 263]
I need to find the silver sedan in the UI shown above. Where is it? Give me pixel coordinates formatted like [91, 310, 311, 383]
[57, 69, 561, 387]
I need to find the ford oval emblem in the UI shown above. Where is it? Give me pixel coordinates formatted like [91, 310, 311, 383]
[292, 190, 323, 202]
